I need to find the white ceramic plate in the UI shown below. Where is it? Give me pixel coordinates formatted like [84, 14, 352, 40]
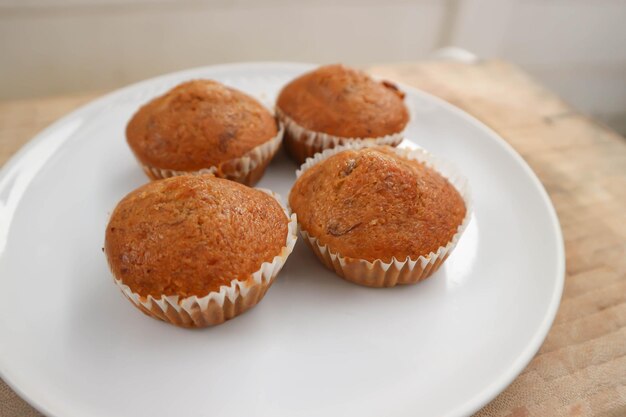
[0, 63, 564, 417]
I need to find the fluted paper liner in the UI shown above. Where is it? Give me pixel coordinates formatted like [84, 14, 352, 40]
[111, 190, 298, 327]
[141, 122, 284, 186]
[294, 143, 472, 287]
[276, 107, 404, 164]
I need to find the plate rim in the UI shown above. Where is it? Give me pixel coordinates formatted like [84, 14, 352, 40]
[0, 61, 565, 417]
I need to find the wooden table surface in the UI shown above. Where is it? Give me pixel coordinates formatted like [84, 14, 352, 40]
[1, 60, 625, 417]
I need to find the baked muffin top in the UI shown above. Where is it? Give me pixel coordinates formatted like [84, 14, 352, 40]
[277, 64, 409, 138]
[126, 80, 278, 171]
[289, 147, 466, 262]
[105, 175, 288, 298]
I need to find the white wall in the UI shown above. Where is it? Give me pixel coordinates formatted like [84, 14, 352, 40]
[1, 0, 625, 133]
[449, 0, 626, 134]
[0, 0, 448, 97]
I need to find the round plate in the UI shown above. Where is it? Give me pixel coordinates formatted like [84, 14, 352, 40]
[0, 63, 564, 417]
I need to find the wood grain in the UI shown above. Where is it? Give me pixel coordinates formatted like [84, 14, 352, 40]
[1, 60, 624, 417]
[370, 60, 626, 417]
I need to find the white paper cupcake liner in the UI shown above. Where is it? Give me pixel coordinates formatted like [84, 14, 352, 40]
[110, 189, 298, 327]
[141, 122, 284, 186]
[275, 107, 404, 164]
[294, 143, 472, 287]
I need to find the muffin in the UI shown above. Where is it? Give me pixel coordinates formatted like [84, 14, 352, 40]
[276, 64, 409, 164]
[126, 80, 283, 185]
[289, 145, 470, 287]
[105, 175, 297, 327]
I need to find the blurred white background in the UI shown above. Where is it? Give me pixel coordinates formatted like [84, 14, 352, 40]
[1, 0, 625, 133]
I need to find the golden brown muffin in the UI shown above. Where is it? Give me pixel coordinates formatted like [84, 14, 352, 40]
[277, 65, 409, 138]
[126, 80, 280, 183]
[289, 146, 466, 264]
[105, 175, 297, 327]
[106, 175, 288, 299]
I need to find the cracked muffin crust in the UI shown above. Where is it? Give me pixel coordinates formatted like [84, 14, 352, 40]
[105, 175, 289, 299]
[126, 80, 279, 177]
[289, 146, 466, 263]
